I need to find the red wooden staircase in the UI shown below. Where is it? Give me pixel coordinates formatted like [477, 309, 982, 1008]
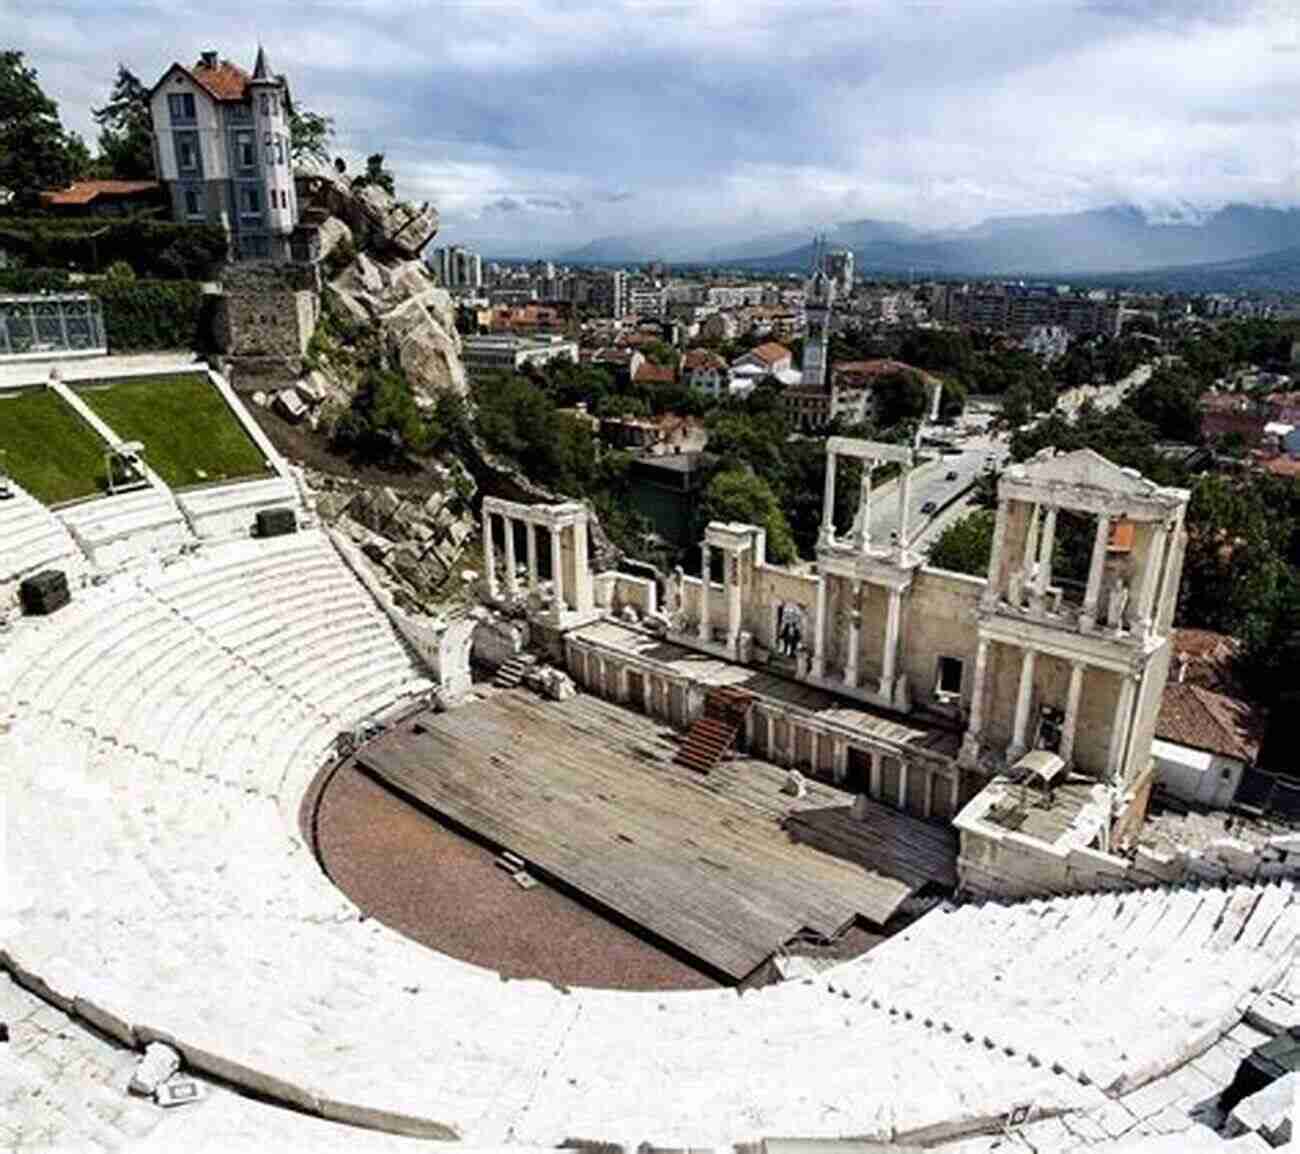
[674, 687, 755, 774]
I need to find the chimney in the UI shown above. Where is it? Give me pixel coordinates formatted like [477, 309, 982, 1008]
[200, 50, 218, 69]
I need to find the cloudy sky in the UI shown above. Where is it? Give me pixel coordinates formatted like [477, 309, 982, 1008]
[9, 0, 1300, 254]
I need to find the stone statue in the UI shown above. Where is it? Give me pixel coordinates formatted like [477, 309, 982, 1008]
[781, 769, 808, 799]
[1106, 580, 1130, 630]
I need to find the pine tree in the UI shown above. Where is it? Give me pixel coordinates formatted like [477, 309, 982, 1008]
[92, 65, 155, 180]
[0, 51, 84, 206]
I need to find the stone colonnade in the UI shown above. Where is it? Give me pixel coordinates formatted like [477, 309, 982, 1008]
[481, 497, 594, 623]
[696, 523, 754, 653]
[566, 636, 963, 821]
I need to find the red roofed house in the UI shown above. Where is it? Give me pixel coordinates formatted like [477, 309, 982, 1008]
[682, 348, 730, 397]
[148, 47, 299, 261]
[731, 341, 793, 375]
[39, 180, 163, 218]
[1152, 680, 1266, 809]
[632, 360, 677, 388]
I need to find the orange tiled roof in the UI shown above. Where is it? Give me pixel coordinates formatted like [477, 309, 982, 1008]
[1156, 682, 1263, 764]
[833, 358, 936, 382]
[1262, 456, 1300, 478]
[192, 58, 252, 101]
[633, 361, 677, 385]
[747, 341, 791, 365]
[683, 349, 726, 371]
[40, 180, 159, 206]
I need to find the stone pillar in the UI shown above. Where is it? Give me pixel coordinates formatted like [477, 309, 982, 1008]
[1007, 646, 1037, 763]
[744, 706, 755, 751]
[483, 510, 499, 599]
[1060, 660, 1085, 766]
[503, 516, 518, 596]
[898, 760, 909, 812]
[923, 770, 934, 819]
[959, 636, 991, 767]
[1020, 503, 1041, 599]
[642, 670, 653, 715]
[895, 465, 912, 557]
[526, 522, 539, 591]
[1031, 504, 1057, 611]
[1134, 522, 1169, 638]
[1156, 524, 1186, 635]
[698, 544, 712, 642]
[950, 774, 961, 816]
[819, 450, 838, 545]
[573, 517, 593, 613]
[1080, 513, 1112, 631]
[869, 750, 883, 799]
[725, 550, 742, 650]
[1106, 673, 1139, 785]
[811, 574, 827, 679]
[844, 583, 861, 689]
[550, 525, 565, 611]
[832, 737, 847, 784]
[853, 463, 872, 551]
[981, 499, 1012, 608]
[878, 587, 902, 701]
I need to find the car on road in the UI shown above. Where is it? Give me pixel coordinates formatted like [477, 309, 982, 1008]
[920, 500, 938, 515]
[945, 470, 959, 481]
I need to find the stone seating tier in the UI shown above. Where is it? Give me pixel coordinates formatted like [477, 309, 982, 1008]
[0, 483, 85, 602]
[0, 530, 1295, 1148]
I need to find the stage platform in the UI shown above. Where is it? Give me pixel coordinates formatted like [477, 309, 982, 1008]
[358, 689, 958, 983]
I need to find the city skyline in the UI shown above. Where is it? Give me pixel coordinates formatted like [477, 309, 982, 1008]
[9, 0, 1300, 254]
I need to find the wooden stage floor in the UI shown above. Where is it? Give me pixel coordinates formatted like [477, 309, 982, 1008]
[359, 689, 957, 983]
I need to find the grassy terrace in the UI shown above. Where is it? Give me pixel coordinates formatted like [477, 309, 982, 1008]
[75, 374, 273, 490]
[0, 388, 109, 505]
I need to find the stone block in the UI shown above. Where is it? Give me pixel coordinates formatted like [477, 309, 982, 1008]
[129, 1041, 182, 1096]
[1245, 990, 1300, 1036]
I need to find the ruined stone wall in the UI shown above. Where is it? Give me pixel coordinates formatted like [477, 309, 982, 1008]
[750, 564, 818, 651]
[217, 262, 321, 386]
[903, 568, 983, 708]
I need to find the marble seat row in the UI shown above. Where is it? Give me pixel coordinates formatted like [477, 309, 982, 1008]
[56, 486, 193, 567]
[0, 482, 86, 605]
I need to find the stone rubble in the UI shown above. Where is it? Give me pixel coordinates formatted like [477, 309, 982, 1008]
[129, 1040, 182, 1097]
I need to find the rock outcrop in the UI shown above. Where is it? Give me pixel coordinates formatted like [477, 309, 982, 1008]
[296, 158, 439, 259]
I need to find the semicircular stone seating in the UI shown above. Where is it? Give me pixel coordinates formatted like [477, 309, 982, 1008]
[0, 480, 86, 608]
[0, 529, 1296, 1149]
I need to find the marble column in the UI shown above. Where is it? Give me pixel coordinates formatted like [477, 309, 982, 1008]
[1134, 522, 1169, 638]
[869, 751, 883, 799]
[1007, 646, 1037, 763]
[483, 510, 498, 599]
[503, 516, 518, 596]
[1060, 660, 1085, 766]
[981, 499, 1012, 608]
[1155, 525, 1186, 635]
[698, 544, 712, 642]
[1080, 513, 1112, 631]
[820, 451, 838, 545]
[726, 551, 742, 649]
[959, 636, 991, 767]
[832, 737, 847, 784]
[879, 587, 902, 701]
[853, 463, 873, 551]
[923, 771, 935, 819]
[550, 526, 565, 611]
[844, 583, 861, 689]
[573, 518, 593, 612]
[895, 466, 912, 558]
[810, 574, 827, 679]
[1106, 673, 1139, 785]
[1031, 504, 1057, 612]
[1020, 503, 1041, 601]
[526, 521, 539, 591]
[898, 760, 909, 812]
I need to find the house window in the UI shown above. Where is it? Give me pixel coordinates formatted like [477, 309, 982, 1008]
[275, 138, 284, 165]
[168, 92, 196, 122]
[240, 186, 261, 217]
[936, 656, 963, 697]
[175, 134, 198, 173]
[280, 189, 288, 208]
[260, 93, 269, 117]
[183, 189, 203, 218]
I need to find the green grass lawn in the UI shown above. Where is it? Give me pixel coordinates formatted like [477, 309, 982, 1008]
[75, 374, 273, 489]
[0, 388, 110, 505]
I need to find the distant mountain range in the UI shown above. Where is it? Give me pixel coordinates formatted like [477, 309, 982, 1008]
[548, 205, 1300, 289]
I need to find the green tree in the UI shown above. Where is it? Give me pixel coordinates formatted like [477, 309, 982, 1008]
[92, 65, 155, 180]
[927, 509, 994, 576]
[873, 367, 929, 429]
[352, 152, 395, 196]
[1128, 363, 1203, 443]
[288, 103, 334, 165]
[700, 468, 796, 564]
[332, 368, 432, 461]
[0, 51, 84, 205]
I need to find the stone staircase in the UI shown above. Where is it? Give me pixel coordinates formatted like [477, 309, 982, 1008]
[494, 656, 530, 689]
[674, 686, 755, 773]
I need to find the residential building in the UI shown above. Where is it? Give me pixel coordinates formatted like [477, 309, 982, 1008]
[682, 349, 731, 397]
[589, 270, 627, 319]
[823, 247, 854, 297]
[1152, 681, 1265, 809]
[731, 341, 793, 376]
[698, 311, 738, 343]
[38, 180, 164, 218]
[936, 283, 1121, 338]
[461, 334, 578, 376]
[149, 47, 299, 261]
[432, 245, 483, 290]
[632, 360, 677, 389]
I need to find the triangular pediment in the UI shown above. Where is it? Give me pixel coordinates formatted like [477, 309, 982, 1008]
[1009, 448, 1158, 496]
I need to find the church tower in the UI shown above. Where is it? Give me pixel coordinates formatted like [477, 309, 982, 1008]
[802, 235, 835, 388]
